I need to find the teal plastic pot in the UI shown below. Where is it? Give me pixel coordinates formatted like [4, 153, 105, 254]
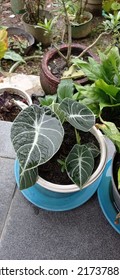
[14, 126, 107, 211]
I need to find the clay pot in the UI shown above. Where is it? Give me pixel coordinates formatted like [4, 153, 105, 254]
[40, 43, 98, 95]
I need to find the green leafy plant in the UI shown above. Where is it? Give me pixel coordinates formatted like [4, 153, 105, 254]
[103, 0, 120, 14]
[37, 17, 57, 36]
[11, 79, 100, 190]
[72, 46, 120, 116]
[103, 9, 120, 48]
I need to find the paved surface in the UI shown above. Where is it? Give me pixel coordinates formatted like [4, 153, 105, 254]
[0, 119, 120, 260]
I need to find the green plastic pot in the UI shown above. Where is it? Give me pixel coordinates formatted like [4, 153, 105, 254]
[22, 11, 52, 46]
[71, 11, 93, 39]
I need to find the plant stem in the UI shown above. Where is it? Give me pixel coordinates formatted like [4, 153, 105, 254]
[9, 55, 41, 73]
[54, 0, 72, 66]
[78, 31, 112, 58]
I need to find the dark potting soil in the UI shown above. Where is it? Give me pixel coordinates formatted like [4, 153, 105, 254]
[101, 106, 120, 129]
[38, 123, 100, 185]
[113, 152, 120, 194]
[48, 50, 89, 80]
[0, 91, 27, 122]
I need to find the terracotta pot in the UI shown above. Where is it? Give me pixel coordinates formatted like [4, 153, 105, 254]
[112, 152, 120, 211]
[40, 43, 98, 95]
[71, 11, 93, 39]
[22, 11, 52, 46]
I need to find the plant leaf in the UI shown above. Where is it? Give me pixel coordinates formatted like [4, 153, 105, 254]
[65, 144, 94, 188]
[4, 50, 25, 62]
[59, 98, 95, 131]
[95, 79, 120, 98]
[97, 121, 120, 152]
[49, 102, 65, 124]
[0, 29, 8, 59]
[19, 166, 38, 190]
[11, 105, 64, 189]
[57, 79, 74, 102]
[85, 143, 100, 158]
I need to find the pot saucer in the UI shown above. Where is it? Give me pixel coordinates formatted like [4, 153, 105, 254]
[15, 160, 102, 211]
[97, 160, 120, 234]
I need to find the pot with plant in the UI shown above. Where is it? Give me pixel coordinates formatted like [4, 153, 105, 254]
[22, 0, 55, 46]
[0, 86, 32, 122]
[7, 26, 35, 55]
[65, 0, 93, 39]
[40, 43, 98, 95]
[10, 79, 107, 211]
[96, 120, 120, 233]
[0, 30, 32, 122]
[40, 0, 111, 95]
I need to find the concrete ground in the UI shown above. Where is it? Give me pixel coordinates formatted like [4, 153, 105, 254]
[0, 75, 120, 260]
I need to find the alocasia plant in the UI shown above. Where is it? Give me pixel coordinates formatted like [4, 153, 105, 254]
[11, 80, 99, 190]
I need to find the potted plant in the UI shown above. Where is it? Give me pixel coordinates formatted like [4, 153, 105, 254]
[7, 26, 35, 55]
[22, 0, 55, 46]
[0, 86, 32, 122]
[65, 0, 93, 39]
[10, 79, 107, 210]
[40, 43, 98, 95]
[40, 0, 111, 95]
[96, 120, 120, 225]
[0, 30, 32, 122]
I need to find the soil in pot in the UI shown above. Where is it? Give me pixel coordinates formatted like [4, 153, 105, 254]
[98, 106, 120, 129]
[8, 34, 29, 55]
[38, 123, 100, 185]
[0, 90, 28, 122]
[48, 48, 94, 80]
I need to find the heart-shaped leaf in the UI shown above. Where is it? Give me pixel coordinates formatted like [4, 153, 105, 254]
[65, 144, 94, 188]
[11, 105, 64, 189]
[59, 98, 95, 131]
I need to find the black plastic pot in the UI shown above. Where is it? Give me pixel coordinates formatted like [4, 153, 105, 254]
[7, 27, 35, 55]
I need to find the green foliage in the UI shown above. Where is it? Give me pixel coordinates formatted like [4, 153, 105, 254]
[103, 0, 120, 14]
[11, 79, 98, 190]
[37, 17, 57, 36]
[73, 46, 120, 116]
[57, 79, 74, 102]
[103, 10, 120, 47]
[4, 50, 25, 62]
